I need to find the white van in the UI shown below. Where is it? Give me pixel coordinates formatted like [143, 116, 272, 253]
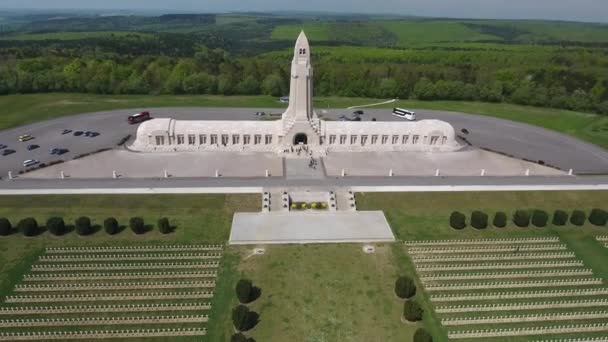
[392, 108, 416, 121]
[23, 159, 39, 167]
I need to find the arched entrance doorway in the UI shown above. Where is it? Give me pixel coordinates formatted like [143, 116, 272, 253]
[293, 133, 308, 145]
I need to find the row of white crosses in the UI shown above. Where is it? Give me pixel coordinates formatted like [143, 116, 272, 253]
[442, 310, 608, 326]
[0, 314, 208, 328]
[436, 299, 608, 313]
[431, 287, 608, 302]
[6, 291, 214, 303]
[405, 237, 560, 246]
[15, 280, 217, 292]
[23, 270, 218, 281]
[424, 278, 603, 291]
[416, 260, 584, 271]
[46, 244, 224, 253]
[0, 328, 207, 340]
[31, 261, 220, 271]
[447, 323, 608, 339]
[420, 268, 593, 281]
[39, 252, 223, 262]
[0, 302, 211, 315]
[407, 244, 567, 254]
[412, 251, 576, 262]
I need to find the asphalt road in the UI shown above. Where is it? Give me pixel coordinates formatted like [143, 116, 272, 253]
[1, 107, 608, 180]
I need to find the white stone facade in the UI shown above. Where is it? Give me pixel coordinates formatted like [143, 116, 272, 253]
[130, 31, 460, 155]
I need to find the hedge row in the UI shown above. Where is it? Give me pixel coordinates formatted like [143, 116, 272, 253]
[0, 217, 174, 237]
[450, 208, 608, 229]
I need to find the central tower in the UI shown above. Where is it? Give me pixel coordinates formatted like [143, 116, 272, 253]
[281, 31, 322, 151]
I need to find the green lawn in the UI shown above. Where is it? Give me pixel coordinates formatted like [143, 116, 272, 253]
[1, 93, 606, 149]
[0, 31, 152, 41]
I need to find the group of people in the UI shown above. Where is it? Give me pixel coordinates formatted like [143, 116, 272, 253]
[308, 157, 318, 169]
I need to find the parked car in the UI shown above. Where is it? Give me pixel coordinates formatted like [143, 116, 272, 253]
[22, 159, 39, 167]
[73, 131, 84, 136]
[0, 144, 7, 150]
[353, 110, 364, 115]
[61, 129, 72, 135]
[461, 128, 470, 135]
[2, 149, 15, 156]
[50, 148, 69, 155]
[18, 134, 34, 142]
[255, 112, 266, 116]
[85, 131, 100, 137]
[27, 144, 39, 151]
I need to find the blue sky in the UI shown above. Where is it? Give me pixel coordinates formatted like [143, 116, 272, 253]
[1, 0, 607, 23]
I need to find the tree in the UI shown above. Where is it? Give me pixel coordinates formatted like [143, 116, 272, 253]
[261, 74, 284, 97]
[552, 210, 569, 226]
[449, 212, 466, 230]
[531, 210, 548, 227]
[513, 210, 530, 228]
[104, 217, 120, 235]
[413, 328, 433, 342]
[0, 218, 12, 236]
[471, 211, 488, 229]
[589, 208, 608, 226]
[231, 333, 255, 342]
[75, 216, 92, 236]
[130, 217, 146, 234]
[403, 300, 423, 322]
[46, 217, 67, 236]
[158, 217, 171, 234]
[18, 218, 39, 237]
[232, 305, 258, 332]
[413, 78, 437, 100]
[394, 276, 417, 299]
[570, 210, 586, 226]
[493, 212, 507, 228]
[236, 278, 254, 303]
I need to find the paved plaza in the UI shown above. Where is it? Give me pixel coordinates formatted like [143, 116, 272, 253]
[229, 211, 395, 244]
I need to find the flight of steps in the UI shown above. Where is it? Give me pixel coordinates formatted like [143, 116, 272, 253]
[262, 189, 356, 213]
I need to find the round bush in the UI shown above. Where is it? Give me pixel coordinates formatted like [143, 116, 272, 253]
[403, 300, 423, 322]
[46, 217, 66, 236]
[158, 217, 171, 234]
[589, 208, 608, 226]
[449, 212, 466, 230]
[129, 217, 145, 234]
[0, 218, 12, 236]
[232, 305, 258, 332]
[552, 210, 569, 226]
[570, 210, 586, 226]
[18, 218, 39, 237]
[231, 333, 255, 342]
[513, 210, 530, 228]
[75, 216, 92, 236]
[493, 212, 507, 228]
[104, 217, 119, 235]
[236, 279, 253, 304]
[531, 210, 548, 227]
[394, 276, 416, 299]
[470, 211, 488, 230]
[413, 328, 433, 342]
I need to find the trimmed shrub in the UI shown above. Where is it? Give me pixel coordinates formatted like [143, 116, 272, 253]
[470, 211, 488, 229]
[493, 212, 507, 228]
[413, 328, 433, 342]
[104, 217, 119, 235]
[531, 210, 548, 227]
[589, 208, 608, 226]
[449, 211, 466, 230]
[158, 217, 171, 234]
[236, 279, 253, 304]
[394, 276, 416, 299]
[403, 300, 423, 322]
[552, 210, 569, 226]
[75, 216, 92, 236]
[46, 217, 67, 236]
[232, 305, 258, 332]
[570, 210, 586, 226]
[18, 218, 39, 237]
[0, 218, 12, 236]
[129, 217, 145, 234]
[513, 210, 530, 227]
[231, 333, 255, 342]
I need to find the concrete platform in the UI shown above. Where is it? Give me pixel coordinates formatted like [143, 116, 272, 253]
[229, 211, 395, 245]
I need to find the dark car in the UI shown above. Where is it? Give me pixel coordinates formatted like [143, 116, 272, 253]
[73, 131, 84, 136]
[461, 128, 470, 135]
[61, 129, 72, 135]
[0, 144, 7, 150]
[353, 110, 364, 115]
[50, 148, 69, 155]
[2, 149, 15, 156]
[86, 132, 100, 137]
[255, 112, 266, 116]
[27, 144, 39, 150]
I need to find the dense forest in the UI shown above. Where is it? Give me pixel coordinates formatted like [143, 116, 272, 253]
[0, 12, 607, 114]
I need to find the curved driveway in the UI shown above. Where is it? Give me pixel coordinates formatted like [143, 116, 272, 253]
[1, 107, 608, 178]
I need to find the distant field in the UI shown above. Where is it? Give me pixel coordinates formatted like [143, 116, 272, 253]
[0, 31, 152, 41]
[0, 93, 606, 150]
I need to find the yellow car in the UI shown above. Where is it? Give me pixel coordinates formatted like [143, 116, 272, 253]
[18, 134, 34, 142]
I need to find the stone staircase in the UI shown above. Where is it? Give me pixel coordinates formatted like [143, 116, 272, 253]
[262, 188, 355, 212]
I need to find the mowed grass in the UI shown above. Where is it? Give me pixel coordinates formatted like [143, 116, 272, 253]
[1, 93, 606, 149]
[235, 244, 418, 342]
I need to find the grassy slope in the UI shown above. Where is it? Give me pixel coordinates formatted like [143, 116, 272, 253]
[0, 31, 152, 40]
[1, 93, 606, 150]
